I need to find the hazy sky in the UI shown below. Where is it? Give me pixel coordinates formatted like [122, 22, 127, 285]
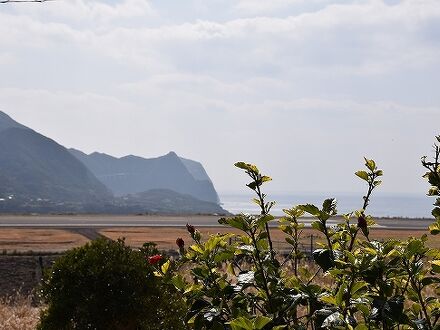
[0, 0, 439, 196]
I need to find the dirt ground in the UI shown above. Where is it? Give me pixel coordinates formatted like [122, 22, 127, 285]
[0, 224, 437, 254]
[0, 229, 89, 253]
[100, 226, 440, 251]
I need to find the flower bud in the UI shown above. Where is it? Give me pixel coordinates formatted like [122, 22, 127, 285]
[176, 237, 185, 249]
[357, 214, 367, 229]
[186, 223, 195, 235]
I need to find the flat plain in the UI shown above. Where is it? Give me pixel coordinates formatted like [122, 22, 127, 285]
[0, 215, 436, 253]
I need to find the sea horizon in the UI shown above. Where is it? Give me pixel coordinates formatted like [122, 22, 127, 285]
[219, 192, 435, 218]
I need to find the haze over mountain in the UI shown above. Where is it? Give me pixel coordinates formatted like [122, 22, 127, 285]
[0, 111, 226, 214]
[69, 149, 219, 204]
[0, 111, 111, 204]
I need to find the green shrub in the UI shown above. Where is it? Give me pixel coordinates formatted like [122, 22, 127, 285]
[155, 136, 440, 330]
[38, 238, 186, 330]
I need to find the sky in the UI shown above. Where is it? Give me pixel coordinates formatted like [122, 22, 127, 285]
[0, 0, 439, 197]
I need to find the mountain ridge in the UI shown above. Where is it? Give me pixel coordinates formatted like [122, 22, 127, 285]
[69, 148, 220, 204]
[0, 111, 226, 214]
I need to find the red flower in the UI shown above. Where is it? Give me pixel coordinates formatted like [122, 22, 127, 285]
[176, 237, 185, 249]
[186, 223, 195, 235]
[148, 254, 163, 265]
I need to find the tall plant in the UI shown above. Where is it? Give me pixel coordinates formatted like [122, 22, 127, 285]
[153, 137, 440, 330]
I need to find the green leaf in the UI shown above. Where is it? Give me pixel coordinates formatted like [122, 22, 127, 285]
[351, 281, 368, 296]
[406, 239, 425, 257]
[161, 260, 171, 274]
[219, 216, 249, 231]
[298, 204, 321, 217]
[421, 276, 440, 286]
[431, 260, 440, 273]
[322, 198, 337, 215]
[311, 220, 325, 232]
[234, 162, 259, 174]
[313, 249, 334, 272]
[283, 236, 293, 245]
[171, 275, 186, 290]
[364, 158, 376, 171]
[256, 214, 274, 228]
[189, 244, 204, 254]
[253, 316, 272, 329]
[355, 170, 369, 182]
[214, 251, 234, 263]
[261, 175, 272, 183]
[354, 325, 369, 330]
[336, 282, 347, 306]
[226, 262, 235, 276]
[429, 222, 440, 235]
[229, 317, 253, 330]
[320, 295, 336, 305]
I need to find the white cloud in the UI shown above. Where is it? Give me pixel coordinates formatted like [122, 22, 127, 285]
[1, 0, 440, 195]
[9, 0, 156, 26]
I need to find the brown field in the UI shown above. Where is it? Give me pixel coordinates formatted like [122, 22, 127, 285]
[0, 229, 89, 253]
[0, 225, 437, 329]
[0, 226, 437, 254]
[100, 226, 440, 251]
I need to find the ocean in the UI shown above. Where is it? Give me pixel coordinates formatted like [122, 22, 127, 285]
[219, 192, 436, 218]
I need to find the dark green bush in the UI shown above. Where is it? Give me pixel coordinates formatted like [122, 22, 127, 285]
[38, 238, 186, 330]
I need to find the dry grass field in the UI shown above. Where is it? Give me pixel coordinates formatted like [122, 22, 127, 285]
[0, 295, 40, 330]
[0, 225, 436, 254]
[0, 224, 437, 329]
[100, 226, 440, 251]
[0, 229, 89, 253]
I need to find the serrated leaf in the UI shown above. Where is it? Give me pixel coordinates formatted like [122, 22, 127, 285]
[322, 198, 337, 215]
[234, 162, 259, 174]
[299, 204, 321, 217]
[219, 216, 249, 231]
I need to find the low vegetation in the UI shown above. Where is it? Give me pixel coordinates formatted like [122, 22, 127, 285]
[1, 136, 439, 329]
[151, 136, 440, 329]
[37, 238, 186, 330]
[0, 294, 40, 330]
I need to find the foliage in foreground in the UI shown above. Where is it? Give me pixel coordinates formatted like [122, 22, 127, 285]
[37, 238, 186, 330]
[152, 136, 440, 330]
